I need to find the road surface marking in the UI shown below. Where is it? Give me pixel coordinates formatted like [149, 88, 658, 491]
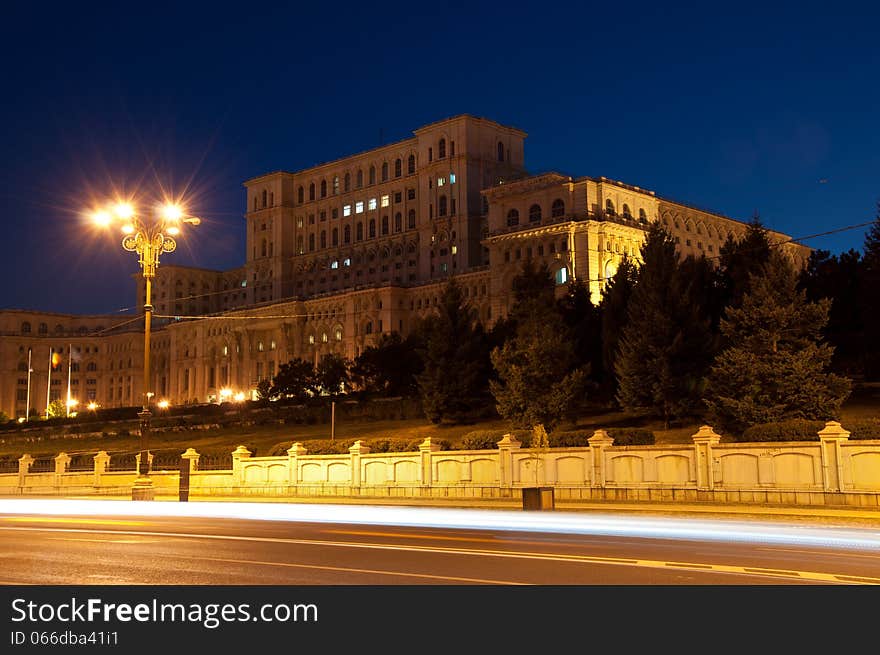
[325, 529, 502, 543]
[1, 517, 145, 527]
[194, 555, 529, 585]
[1, 525, 874, 584]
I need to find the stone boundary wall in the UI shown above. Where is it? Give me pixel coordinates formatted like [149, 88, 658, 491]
[1, 422, 878, 508]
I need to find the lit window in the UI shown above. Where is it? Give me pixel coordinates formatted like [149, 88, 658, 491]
[343, 257, 351, 267]
[555, 268, 568, 285]
[381, 195, 390, 208]
[223, 346, 228, 356]
[308, 335, 315, 344]
[322, 333, 328, 343]
[355, 201, 364, 214]
[450, 173, 456, 184]
[437, 177, 445, 187]
[258, 342, 264, 352]
[343, 205, 352, 217]
[296, 217, 303, 227]
[368, 198, 377, 211]
[331, 260, 339, 269]
[451, 245, 457, 255]
[335, 328, 342, 341]
[270, 341, 276, 350]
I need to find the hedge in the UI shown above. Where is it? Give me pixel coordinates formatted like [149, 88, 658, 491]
[741, 418, 880, 442]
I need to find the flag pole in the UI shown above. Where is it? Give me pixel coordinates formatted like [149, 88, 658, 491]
[66, 343, 72, 417]
[25, 348, 32, 422]
[46, 348, 52, 418]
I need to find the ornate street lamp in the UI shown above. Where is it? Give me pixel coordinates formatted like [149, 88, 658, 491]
[92, 200, 200, 500]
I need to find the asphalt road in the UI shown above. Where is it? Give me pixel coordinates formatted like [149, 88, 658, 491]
[1, 501, 879, 585]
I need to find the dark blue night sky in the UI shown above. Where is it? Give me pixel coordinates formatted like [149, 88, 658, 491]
[1, 1, 877, 315]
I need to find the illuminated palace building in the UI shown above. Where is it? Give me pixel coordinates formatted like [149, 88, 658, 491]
[0, 115, 810, 418]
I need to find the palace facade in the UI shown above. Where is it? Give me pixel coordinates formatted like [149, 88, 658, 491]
[0, 115, 810, 418]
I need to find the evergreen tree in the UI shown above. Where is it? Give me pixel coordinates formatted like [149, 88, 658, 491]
[862, 201, 880, 379]
[717, 214, 772, 311]
[416, 279, 492, 424]
[270, 357, 317, 401]
[799, 248, 864, 375]
[615, 223, 715, 425]
[599, 257, 638, 392]
[558, 279, 602, 382]
[705, 254, 851, 433]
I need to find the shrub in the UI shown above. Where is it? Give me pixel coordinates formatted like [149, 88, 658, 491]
[458, 430, 505, 450]
[548, 431, 591, 448]
[606, 428, 655, 446]
[740, 419, 825, 442]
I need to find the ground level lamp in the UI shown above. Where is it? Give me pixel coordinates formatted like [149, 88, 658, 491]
[92, 200, 200, 500]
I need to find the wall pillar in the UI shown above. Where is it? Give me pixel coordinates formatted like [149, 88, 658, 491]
[181, 448, 200, 474]
[496, 434, 522, 487]
[93, 451, 110, 487]
[587, 430, 614, 487]
[692, 425, 722, 490]
[232, 445, 252, 485]
[18, 454, 33, 487]
[54, 452, 70, 486]
[418, 437, 440, 486]
[818, 421, 849, 492]
[287, 442, 307, 485]
[349, 440, 370, 488]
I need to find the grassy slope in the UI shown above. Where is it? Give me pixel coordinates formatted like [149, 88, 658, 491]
[1, 384, 877, 459]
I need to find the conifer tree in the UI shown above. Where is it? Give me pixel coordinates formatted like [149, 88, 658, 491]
[416, 279, 492, 423]
[615, 223, 715, 425]
[599, 257, 638, 392]
[862, 201, 880, 379]
[717, 214, 772, 311]
[705, 253, 851, 432]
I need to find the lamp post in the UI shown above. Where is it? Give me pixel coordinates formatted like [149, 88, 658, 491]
[92, 200, 200, 500]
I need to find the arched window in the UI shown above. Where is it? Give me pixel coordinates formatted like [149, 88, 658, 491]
[320, 180, 327, 198]
[356, 222, 364, 241]
[438, 138, 446, 159]
[39, 323, 47, 335]
[394, 158, 402, 177]
[253, 197, 258, 211]
[604, 260, 618, 279]
[332, 228, 339, 246]
[356, 169, 363, 188]
[87, 362, 97, 372]
[439, 195, 447, 217]
[365, 321, 373, 335]
[262, 190, 267, 207]
[308, 234, 315, 251]
[529, 204, 542, 223]
[320, 231, 327, 249]
[506, 209, 519, 227]
[333, 176, 339, 195]
[605, 199, 616, 216]
[381, 162, 388, 181]
[344, 225, 351, 244]
[407, 154, 416, 175]
[297, 186, 304, 204]
[622, 204, 632, 219]
[555, 267, 569, 285]
[309, 183, 315, 201]
[334, 326, 343, 341]
[639, 208, 647, 223]
[297, 236, 304, 253]
[407, 209, 416, 229]
[20, 322, 31, 334]
[369, 219, 376, 238]
[269, 192, 274, 206]
[344, 172, 351, 192]
[381, 215, 389, 235]
[497, 142, 505, 162]
[369, 166, 376, 185]
[260, 239, 267, 257]
[551, 199, 565, 218]
[395, 212, 402, 232]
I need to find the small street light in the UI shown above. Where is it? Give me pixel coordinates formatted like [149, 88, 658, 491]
[91, 198, 200, 500]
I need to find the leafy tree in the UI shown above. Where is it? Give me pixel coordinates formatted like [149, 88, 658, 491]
[599, 257, 638, 392]
[511, 258, 556, 310]
[315, 353, 350, 395]
[615, 223, 715, 426]
[350, 332, 422, 396]
[255, 378, 274, 403]
[45, 399, 67, 419]
[270, 357, 317, 401]
[417, 279, 492, 423]
[705, 254, 852, 433]
[490, 295, 587, 430]
[0, 411, 9, 424]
